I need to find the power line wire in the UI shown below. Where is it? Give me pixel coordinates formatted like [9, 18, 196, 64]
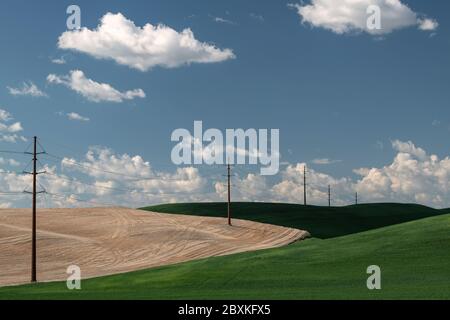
[43, 153, 189, 182]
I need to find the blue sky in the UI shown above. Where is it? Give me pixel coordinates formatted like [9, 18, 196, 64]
[0, 0, 449, 208]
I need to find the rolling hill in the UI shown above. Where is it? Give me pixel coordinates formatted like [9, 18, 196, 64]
[0, 203, 448, 299]
[142, 202, 446, 238]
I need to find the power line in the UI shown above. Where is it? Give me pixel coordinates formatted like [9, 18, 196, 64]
[43, 172, 154, 194]
[0, 191, 28, 195]
[42, 172, 200, 197]
[42, 153, 188, 182]
[46, 192, 124, 208]
[0, 150, 27, 155]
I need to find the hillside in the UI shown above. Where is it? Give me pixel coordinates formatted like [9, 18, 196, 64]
[0, 207, 306, 287]
[142, 202, 445, 238]
[1, 212, 449, 299]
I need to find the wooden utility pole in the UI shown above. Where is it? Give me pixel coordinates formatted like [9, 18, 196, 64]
[227, 163, 232, 226]
[31, 136, 37, 283]
[355, 192, 358, 205]
[24, 136, 45, 283]
[328, 185, 331, 207]
[303, 165, 307, 206]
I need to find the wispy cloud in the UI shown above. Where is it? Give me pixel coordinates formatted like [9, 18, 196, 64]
[213, 16, 237, 25]
[67, 112, 90, 122]
[0, 108, 26, 143]
[311, 158, 342, 165]
[51, 57, 66, 64]
[7, 82, 47, 97]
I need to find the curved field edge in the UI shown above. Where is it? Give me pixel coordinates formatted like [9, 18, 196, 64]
[141, 202, 447, 239]
[0, 213, 449, 300]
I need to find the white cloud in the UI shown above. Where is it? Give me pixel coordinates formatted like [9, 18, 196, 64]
[214, 17, 236, 25]
[8, 159, 20, 166]
[418, 18, 439, 31]
[58, 12, 235, 71]
[51, 57, 66, 64]
[0, 110, 12, 122]
[391, 139, 426, 160]
[272, 163, 354, 206]
[0, 146, 215, 208]
[7, 82, 47, 97]
[289, 0, 438, 35]
[0, 158, 20, 166]
[214, 141, 450, 208]
[67, 112, 90, 122]
[215, 173, 270, 201]
[312, 158, 342, 165]
[1, 139, 448, 208]
[0, 108, 26, 143]
[354, 140, 450, 207]
[47, 70, 145, 103]
[61, 147, 207, 199]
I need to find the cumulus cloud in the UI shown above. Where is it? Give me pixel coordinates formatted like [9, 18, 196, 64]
[66, 112, 90, 122]
[0, 108, 26, 143]
[214, 141, 450, 208]
[391, 140, 426, 160]
[272, 163, 354, 206]
[60, 146, 207, 199]
[289, 0, 438, 35]
[58, 12, 235, 71]
[418, 18, 439, 31]
[0, 158, 20, 166]
[0, 146, 215, 208]
[354, 140, 450, 207]
[47, 70, 145, 103]
[1, 139, 448, 208]
[7, 82, 47, 97]
[215, 173, 270, 201]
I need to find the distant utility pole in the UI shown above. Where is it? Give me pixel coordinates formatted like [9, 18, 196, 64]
[328, 185, 331, 207]
[355, 192, 358, 205]
[227, 163, 232, 226]
[24, 136, 46, 283]
[303, 165, 307, 206]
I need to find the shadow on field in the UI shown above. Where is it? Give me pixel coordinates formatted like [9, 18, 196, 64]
[141, 202, 447, 239]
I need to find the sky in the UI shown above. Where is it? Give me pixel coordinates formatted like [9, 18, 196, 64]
[0, 0, 449, 208]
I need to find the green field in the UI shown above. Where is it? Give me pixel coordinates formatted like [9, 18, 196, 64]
[144, 202, 446, 238]
[0, 203, 449, 299]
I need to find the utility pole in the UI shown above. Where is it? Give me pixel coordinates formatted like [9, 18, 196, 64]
[24, 136, 45, 283]
[355, 192, 358, 205]
[328, 185, 331, 207]
[303, 165, 307, 206]
[227, 163, 232, 226]
[31, 136, 37, 283]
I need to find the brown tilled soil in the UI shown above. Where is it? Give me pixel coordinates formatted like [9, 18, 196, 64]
[0, 207, 309, 287]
